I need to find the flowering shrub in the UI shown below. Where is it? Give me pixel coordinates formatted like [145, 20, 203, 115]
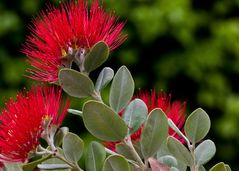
[0, 0, 232, 171]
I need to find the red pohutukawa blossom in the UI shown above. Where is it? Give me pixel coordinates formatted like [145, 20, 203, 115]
[105, 91, 186, 151]
[22, 0, 127, 82]
[0, 86, 69, 162]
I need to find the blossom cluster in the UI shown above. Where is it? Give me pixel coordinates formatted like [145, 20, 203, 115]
[0, 0, 189, 170]
[0, 86, 69, 162]
[22, 0, 126, 82]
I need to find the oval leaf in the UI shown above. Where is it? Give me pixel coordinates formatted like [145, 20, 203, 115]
[195, 139, 216, 165]
[167, 136, 193, 166]
[23, 155, 51, 171]
[59, 68, 95, 98]
[95, 67, 114, 92]
[158, 155, 178, 168]
[184, 108, 211, 144]
[83, 100, 128, 141]
[84, 41, 109, 73]
[86, 141, 106, 171]
[209, 162, 227, 171]
[122, 98, 148, 134]
[109, 66, 134, 113]
[103, 155, 130, 171]
[63, 132, 84, 164]
[54, 127, 69, 147]
[116, 143, 135, 160]
[140, 109, 168, 158]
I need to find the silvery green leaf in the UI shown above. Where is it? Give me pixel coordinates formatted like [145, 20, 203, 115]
[102, 155, 130, 171]
[116, 143, 135, 161]
[122, 98, 148, 134]
[86, 141, 106, 171]
[41, 155, 71, 171]
[158, 155, 178, 168]
[37, 164, 70, 170]
[109, 66, 134, 113]
[84, 41, 109, 73]
[59, 68, 95, 98]
[184, 108, 211, 144]
[95, 67, 114, 92]
[63, 132, 84, 164]
[83, 100, 127, 141]
[167, 136, 193, 166]
[54, 127, 69, 147]
[140, 109, 168, 158]
[67, 109, 83, 117]
[195, 139, 216, 165]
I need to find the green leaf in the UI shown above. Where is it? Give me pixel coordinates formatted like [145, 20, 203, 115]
[225, 164, 231, 171]
[168, 119, 189, 144]
[140, 109, 168, 158]
[209, 162, 227, 171]
[199, 165, 206, 171]
[195, 139, 216, 165]
[63, 132, 84, 164]
[83, 100, 128, 141]
[132, 141, 143, 159]
[41, 149, 71, 171]
[22, 155, 51, 171]
[116, 143, 135, 160]
[122, 98, 148, 134]
[4, 163, 23, 171]
[54, 127, 69, 147]
[103, 155, 130, 171]
[67, 109, 83, 117]
[59, 68, 95, 98]
[84, 41, 109, 73]
[37, 164, 70, 170]
[184, 108, 211, 144]
[95, 67, 114, 92]
[86, 141, 106, 171]
[156, 141, 187, 171]
[41, 154, 71, 171]
[167, 136, 193, 166]
[158, 155, 178, 168]
[109, 66, 134, 113]
[156, 140, 171, 158]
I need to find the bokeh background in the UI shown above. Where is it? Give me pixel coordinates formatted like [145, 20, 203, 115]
[0, 0, 239, 170]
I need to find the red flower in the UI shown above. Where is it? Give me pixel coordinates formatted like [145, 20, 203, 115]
[0, 86, 69, 163]
[105, 91, 186, 151]
[22, 0, 127, 82]
[0, 162, 3, 168]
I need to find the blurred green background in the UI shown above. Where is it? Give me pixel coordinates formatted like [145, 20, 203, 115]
[0, 0, 239, 170]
